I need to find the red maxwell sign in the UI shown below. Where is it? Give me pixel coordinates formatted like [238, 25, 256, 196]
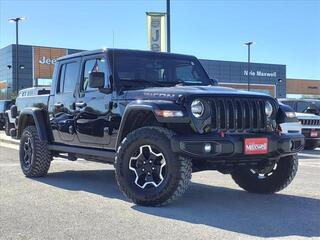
[244, 138, 268, 155]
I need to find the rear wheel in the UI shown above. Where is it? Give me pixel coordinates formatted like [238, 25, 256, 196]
[19, 126, 52, 177]
[115, 127, 192, 206]
[231, 154, 298, 194]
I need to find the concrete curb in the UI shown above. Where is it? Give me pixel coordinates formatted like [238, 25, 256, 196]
[0, 133, 19, 146]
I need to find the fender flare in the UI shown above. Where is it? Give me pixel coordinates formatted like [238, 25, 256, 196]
[115, 100, 188, 148]
[17, 107, 51, 142]
[4, 110, 15, 124]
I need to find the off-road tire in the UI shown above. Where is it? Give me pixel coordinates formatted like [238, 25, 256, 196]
[19, 126, 52, 177]
[115, 127, 192, 206]
[4, 116, 14, 136]
[231, 154, 298, 194]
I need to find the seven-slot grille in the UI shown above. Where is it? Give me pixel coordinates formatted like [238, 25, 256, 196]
[208, 97, 269, 132]
[300, 119, 320, 125]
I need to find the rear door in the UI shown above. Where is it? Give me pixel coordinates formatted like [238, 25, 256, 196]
[50, 58, 81, 144]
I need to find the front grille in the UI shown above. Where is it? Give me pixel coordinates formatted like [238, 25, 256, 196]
[300, 119, 320, 126]
[208, 97, 270, 132]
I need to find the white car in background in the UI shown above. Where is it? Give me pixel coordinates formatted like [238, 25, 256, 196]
[278, 101, 320, 150]
[4, 87, 50, 136]
[296, 112, 320, 150]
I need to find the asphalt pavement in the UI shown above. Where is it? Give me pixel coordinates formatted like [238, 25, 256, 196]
[0, 142, 319, 240]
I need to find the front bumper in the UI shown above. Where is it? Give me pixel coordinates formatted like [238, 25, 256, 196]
[302, 129, 320, 147]
[171, 132, 304, 161]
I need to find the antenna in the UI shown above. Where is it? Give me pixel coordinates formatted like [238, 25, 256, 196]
[112, 30, 115, 90]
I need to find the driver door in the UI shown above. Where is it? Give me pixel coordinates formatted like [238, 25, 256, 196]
[74, 55, 114, 149]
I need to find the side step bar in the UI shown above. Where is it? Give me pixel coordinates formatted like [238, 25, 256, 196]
[47, 144, 115, 163]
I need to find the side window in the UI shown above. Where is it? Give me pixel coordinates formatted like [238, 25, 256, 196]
[57, 62, 79, 94]
[283, 101, 294, 108]
[297, 102, 310, 113]
[57, 64, 66, 93]
[82, 58, 108, 92]
[63, 62, 79, 93]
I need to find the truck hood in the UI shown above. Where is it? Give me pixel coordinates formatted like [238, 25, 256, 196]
[296, 112, 320, 120]
[123, 85, 272, 101]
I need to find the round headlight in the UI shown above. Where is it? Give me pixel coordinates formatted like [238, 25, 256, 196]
[191, 99, 205, 118]
[265, 101, 273, 117]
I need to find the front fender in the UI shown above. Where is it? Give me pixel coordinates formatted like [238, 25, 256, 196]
[116, 100, 189, 148]
[277, 103, 299, 124]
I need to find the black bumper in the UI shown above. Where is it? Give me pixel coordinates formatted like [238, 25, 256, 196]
[305, 138, 320, 148]
[171, 132, 305, 161]
[302, 129, 320, 148]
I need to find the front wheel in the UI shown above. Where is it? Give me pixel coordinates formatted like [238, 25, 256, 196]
[115, 127, 192, 206]
[231, 154, 298, 194]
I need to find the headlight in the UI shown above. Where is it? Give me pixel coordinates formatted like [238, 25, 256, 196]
[265, 101, 273, 117]
[285, 112, 296, 118]
[191, 99, 205, 118]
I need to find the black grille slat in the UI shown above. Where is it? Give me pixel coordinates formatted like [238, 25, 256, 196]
[208, 97, 268, 132]
[301, 119, 320, 126]
[244, 100, 251, 129]
[255, 100, 261, 129]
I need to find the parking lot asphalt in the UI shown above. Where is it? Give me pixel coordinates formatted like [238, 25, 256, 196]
[0, 142, 319, 240]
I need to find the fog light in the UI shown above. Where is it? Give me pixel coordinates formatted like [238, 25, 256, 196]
[204, 143, 212, 153]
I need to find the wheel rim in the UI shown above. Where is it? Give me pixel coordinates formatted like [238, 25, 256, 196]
[129, 145, 166, 189]
[250, 163, 278, 179]
[22, 137, 33, 169]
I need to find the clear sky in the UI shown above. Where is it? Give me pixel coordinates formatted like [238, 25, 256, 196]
[0, 0, 319, 79]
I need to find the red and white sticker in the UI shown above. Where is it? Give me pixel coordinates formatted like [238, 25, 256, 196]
[310, 129, 318, 138]
[244, 138, 268, 155]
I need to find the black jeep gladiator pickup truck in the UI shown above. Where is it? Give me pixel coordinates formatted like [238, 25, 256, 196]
[15, 49, 304, 206]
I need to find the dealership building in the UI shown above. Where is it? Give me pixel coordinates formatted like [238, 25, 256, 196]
[0, 44, 82, 95]
[0, 44, 317, 99]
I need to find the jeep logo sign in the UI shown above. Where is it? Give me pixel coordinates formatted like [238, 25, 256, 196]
[33, 47, 67, 79]
[39, 56, 57, 65]
[146, 12, 166, 52]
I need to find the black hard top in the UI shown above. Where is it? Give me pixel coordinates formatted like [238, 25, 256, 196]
[57, 48, 196, 61]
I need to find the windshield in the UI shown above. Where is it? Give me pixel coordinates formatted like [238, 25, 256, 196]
[110, 51, 211, 87]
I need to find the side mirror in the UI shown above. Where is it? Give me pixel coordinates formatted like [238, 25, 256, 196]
[89, 72, 105, 89]
[210, 78, 219, 86]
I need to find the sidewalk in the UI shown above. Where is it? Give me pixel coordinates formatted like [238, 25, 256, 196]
[0, 131, 19, 145]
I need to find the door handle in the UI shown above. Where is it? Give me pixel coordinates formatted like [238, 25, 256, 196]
[75, 102, 87, 108]
[54, 102, 63, 108]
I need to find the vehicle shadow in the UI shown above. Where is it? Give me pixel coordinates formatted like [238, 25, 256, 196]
[36, 169, 320, 238]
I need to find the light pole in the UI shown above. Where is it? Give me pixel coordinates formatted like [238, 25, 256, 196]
[166, 0, 171, 52]
[6, 65, 12, 99]
[244, 41, 254, 91]
[8, 17, 25, 94]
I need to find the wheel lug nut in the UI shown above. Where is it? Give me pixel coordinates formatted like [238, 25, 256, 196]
[152, 167, 155, 170]
[143, 161, 146, 164]
[148, 172, 151, 175]
[142, 168, 145, 172]
[149, 160, 152, 164]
